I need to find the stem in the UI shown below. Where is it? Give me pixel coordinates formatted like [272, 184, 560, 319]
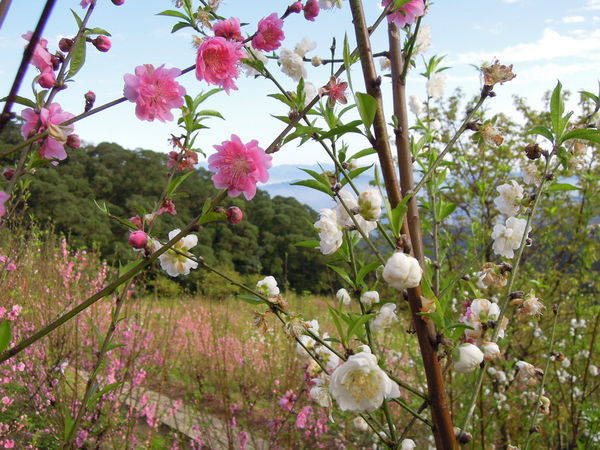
[523, 304, 560, 449]
[0, 0, 57, 133]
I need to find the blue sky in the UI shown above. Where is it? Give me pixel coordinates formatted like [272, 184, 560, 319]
[1, 0, 599, 166]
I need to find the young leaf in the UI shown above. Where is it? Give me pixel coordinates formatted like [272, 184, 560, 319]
[291, 179, 333, 196]
[294, 240, 320, 248]
[67, 37, 87, 79]
[355, 92, 378, 130]
[550, 81, 564, 138]
[546, 183, 581, 192]
[327, 264, 355, 288]
[0, 320, 11, 353]
[166, 171, 194, 197]
[525, 125, 554, 144]
[561, 128, 600, 145]
[0, 95, 36, 109]
[346, 314, 374, 341]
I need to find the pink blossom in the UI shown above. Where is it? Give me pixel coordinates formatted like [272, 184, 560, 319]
[304, 0, 320, 21]
[213, 17, 243, 42]
[123, 64, 186, 122]
[226, 206, 243, 224]
[320, 76, 348, 107]
[0, 191, 8, 218]
[38, 68, 55, 88]
[382, 0, 425, 28]
[129, 216, 143, 229]
[80, 0, 94, 8]
[21, 31, 53, 72]
[5, 264, 16, 271]
[195, 37, 245, 93]
[157, 198, 177, 215]
[2, 440, 14, 449]
[92, 35, 111, 52]
[296, 406, 312, 429]
[252, 13, 285, 52]
[7, 305, 22, 321]
[208, 135, 272, 200]
[21, 103, 75, 161]
[289, 2, 303, 14]
[128, 231, 148, 249]
[278, 389, 297, 411]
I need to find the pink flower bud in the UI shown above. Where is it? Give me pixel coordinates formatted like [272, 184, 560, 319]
[226, 206, 243, 224]
[129, 215, 143, 229]
[128, 230, 148, 249]
[59, 38, 73, 52]
[2, 168, 15, 180]
[38, 69, 55, 88]
[111, 0, 125, 4]
[66, 134, 81, 148]
[289, 2, 303, 13]
[303, 0, 320, 21]
[92, 35, 111, 52]
[84, 91, 96, 112]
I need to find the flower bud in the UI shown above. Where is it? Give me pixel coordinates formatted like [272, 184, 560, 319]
[111, 0, 125, 4]
[129, 215, 143, 229]
[353, 416, 369, 432]
[453, 343, 484, 373]
[311, 56, 322, 67]
[336, 288, 351, 305]
[289, 1, 303, 13]
[66, 134, 81, 148]
[84, 90, 96, 112]
[225, 206, 243, 223]
[38, 69, 55, 88]
[128, 230, 148, 249]
[358, 188, 382, 221]
[480, 341, 501, 361]
[360, 291, 379, 308]
[382, 252, 422, 290]
[59, 38, 73, 52]
[2, 168, 15, 180]
[92, 35, 112, 52]
[538, 396, 550, 415]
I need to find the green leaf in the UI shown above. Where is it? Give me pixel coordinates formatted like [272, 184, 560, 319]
[70, 9, 83, 27]
[86, 27, 111, 36]
[347, 314, 374, 341]
[199, 211, 226, 225]
[356, 262, 382, 286]
[328, 307, 347, 347]
[550, 81, 564, 138]
[0, 321, 11, 353]
[390, 197, 410, 237]
[343, 34, 354, 92]
[294, 240, 320, 248]
[238, 295, 264, 305]
[0, 95, 36, 109]
[546, 183, 581, 192]
[438, 202, 457, 221]
[327, 264, 354, 288]
[166, 171, 194, 197]
[201, 198, 212, 215]
[67, 37, 87, 79]
[355, 92, 378, 130]
[341, 164, 373, 187]
[299, 168, 332, 188]
[351, 147, 376, 160]
[561, 128, 600, 145]
[157, 9, 189, 20]
[171, 22, 190, 33]
[291, 179, 333, 196]
[64, 413, 74, 441]
[87, 381, 124, 408]
[525, 125, 554, 143]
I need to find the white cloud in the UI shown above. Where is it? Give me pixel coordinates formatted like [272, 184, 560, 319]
[454, 28, 600, 64]
[516, 61, 600, 82]
[585, 0, 600, 10]
[562, 15, 585, 23]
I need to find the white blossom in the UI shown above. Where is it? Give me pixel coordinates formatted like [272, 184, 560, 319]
[319, 0, 341, 9]
[453, 343, 484, 373]
[409, 95, 423, 116]
[491, 217, 531, 259]
[371, 303, 399, 333]
[521, 161, 540, 185]
[158, 229, 198, 277]
[427, 72, 446, 98]
[256, 275, 280, 297]
[380, 57, 391, 71]
[315, 208, 343, 255]
[401, 439, 417, 450]
[494, 180, 524, 216]
[358, 188, 383, 221]
[481, 341, 501, 361]
[335, 190, 378, 234]
[329, 351, 400, 412]
[360, 291, 380, 308]
[303, 81, 318, 107]
[336, 288, 351, 305]
[310, 380, 332, 408]
[294, 37, 317, 58]
[589, 365, 599, 376]
[383, 252, 422, 290]
[353, 416, 369, 432]
[279, 48, 306, 81]
[414, 24, 432, 54]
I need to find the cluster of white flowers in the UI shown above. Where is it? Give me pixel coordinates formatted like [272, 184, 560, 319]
[414, 24, 432, 54]
[336, 288, 351, 305]
[296, 320, 340, 374]
[314, 189, 381, 255]
[360, 290, 379, 308]
[409, 95, 423, 116]
[426, 72, 446, 98]
[158, 229, 198, 277]
[329, 346, 400, 413]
